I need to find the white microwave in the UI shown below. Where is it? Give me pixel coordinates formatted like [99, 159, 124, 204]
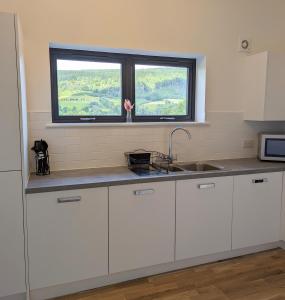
[259, 133, 285, 161]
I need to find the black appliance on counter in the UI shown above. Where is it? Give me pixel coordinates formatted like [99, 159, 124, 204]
[31, 139, 50, 176]
[125, 149, 169, 176]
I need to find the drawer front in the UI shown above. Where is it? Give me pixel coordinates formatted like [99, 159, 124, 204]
[27, 187, 108, 289]
[176, 176, 233, 260]
[109, 181, 175, 274]
[232, 172, 283, 249]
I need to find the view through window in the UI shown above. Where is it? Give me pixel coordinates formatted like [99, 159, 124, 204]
[57, 60, 122, 116]
[135, 65, 188, 116]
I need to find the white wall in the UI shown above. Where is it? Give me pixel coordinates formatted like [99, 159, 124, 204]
[1, 0, 285, 170]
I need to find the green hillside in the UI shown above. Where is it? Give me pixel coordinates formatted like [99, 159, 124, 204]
[57, 67, 188, 116]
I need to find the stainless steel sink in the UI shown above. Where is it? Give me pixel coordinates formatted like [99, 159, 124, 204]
[166, 165, 185, 172]
[176, 162, 223, 172]
[156, 162, 223, 173]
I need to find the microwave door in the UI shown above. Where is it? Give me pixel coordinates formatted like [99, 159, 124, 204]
[260, 136, 285, 161]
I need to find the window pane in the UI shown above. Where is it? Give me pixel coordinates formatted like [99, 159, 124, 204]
[57, 59, 122, 116]
[135, 65, 188, 116]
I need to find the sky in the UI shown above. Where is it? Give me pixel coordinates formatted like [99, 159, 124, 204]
[57, 59, 173, 70]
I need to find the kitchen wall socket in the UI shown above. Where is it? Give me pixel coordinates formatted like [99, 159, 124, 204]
[238, 37, 252, 53]
[243, 139, 255, 149]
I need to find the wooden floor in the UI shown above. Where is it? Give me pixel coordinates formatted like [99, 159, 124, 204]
[56, 248, 285, 300]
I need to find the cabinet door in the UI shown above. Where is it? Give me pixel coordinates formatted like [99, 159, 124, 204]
[176, 176, 233, 261]
[232, 172, 282, 249]
[243, 52, 285, 121]
[109, 181, 175, 274]
[281, 172, 285, 241]
[27, 188, 108, 290]
[0, 171, 25, 298]
[0, 13, 21, 171]
[265, 53, 285, 120]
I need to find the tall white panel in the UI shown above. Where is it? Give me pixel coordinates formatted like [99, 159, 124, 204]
[0, 171, 25, 298]
[0, 13, 21, 171]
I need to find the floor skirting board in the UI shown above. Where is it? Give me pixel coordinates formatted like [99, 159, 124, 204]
[0, 293, 26, 300]
[29, 241, 282, 300]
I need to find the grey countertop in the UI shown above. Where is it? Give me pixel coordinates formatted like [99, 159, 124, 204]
[26, 158, 285, 194]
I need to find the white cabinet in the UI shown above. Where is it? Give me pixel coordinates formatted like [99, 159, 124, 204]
[232, 172, 282, 249]
[109, 181, 175, 274]
[176, 177, 233, 261]
[0, 12, 27, 298]
[0, 172, 25, 298]
[243, 51, 285, 121]
[281, 173, 285, 241]
[27, 187, 108, 290]
[24, 170, 285, 294]
[0, 13, 21, 171]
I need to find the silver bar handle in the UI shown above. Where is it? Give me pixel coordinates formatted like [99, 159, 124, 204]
[57, 196, 81, 203]
[80, 117, 96, 121]
[252, 178, 268, 184]
[133, 189, 155, 196]
[160, 117, 175, 120]
[198, 183, 215, 189]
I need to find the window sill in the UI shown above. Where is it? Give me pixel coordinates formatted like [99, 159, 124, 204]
[46, 121, 209, 128]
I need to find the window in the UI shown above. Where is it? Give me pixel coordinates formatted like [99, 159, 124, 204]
[50, 48, 196, 123]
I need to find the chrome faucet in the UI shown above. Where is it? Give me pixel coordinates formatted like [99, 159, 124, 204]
[168, 127, 191, 163]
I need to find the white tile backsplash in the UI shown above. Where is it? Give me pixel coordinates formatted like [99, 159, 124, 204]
[28, 111, 285, 171]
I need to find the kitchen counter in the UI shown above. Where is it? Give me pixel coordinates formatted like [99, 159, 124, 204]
[26, 158, 285, 194]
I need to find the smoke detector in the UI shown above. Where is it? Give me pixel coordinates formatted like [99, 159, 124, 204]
[238, 37, 252, 53]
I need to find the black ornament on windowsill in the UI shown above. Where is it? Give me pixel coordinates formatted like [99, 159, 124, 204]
[31, 139, 50, 176]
